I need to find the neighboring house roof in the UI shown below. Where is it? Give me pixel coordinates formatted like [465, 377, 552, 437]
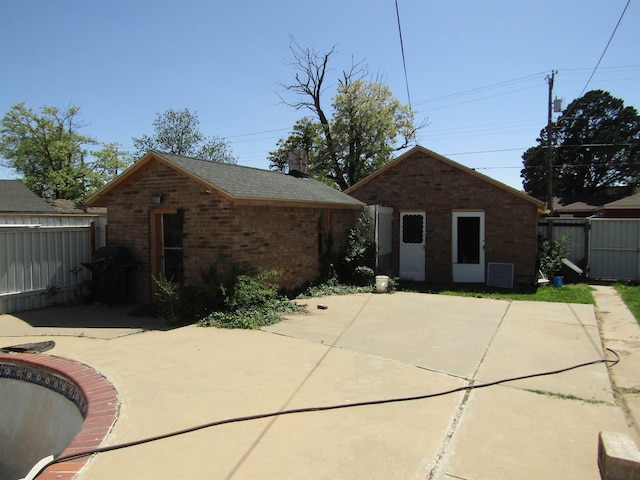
[47, 198, 107, 215]
[601, 192, 640, 210]
[551, 188, 638, 216]
[0, 180, 56, 213]
[345, 145, 546, 210]
[88, 151, 364, 209]
[551, 194, 607, 216]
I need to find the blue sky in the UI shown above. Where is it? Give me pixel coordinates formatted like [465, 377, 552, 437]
[1, 0, 638, 190]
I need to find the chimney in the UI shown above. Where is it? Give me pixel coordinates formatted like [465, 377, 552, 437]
[287, 149, 309, 178]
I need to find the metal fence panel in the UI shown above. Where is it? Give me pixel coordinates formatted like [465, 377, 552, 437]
[538, 218, 588, 266]
[0, 215, 105, 313]
[589, 219, 640, 281]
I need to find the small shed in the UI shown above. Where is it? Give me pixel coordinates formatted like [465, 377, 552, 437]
[346, 146, 545, 287]
[87, 151, 364, 303]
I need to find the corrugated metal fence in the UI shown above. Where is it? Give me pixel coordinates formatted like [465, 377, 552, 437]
[0, 215, 107, 313]
[539, 217, 640, 281]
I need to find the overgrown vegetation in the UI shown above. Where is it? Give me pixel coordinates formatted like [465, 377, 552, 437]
[538, 232, 572, 279]
[153, 257, 304, 329]
[339, 211, 376, 286]
[198, 269, 303, 329]
[153, 255, 245, 324]
[298, 267, 374, 299]
[613, 283, 640, 324]
[298, 211, 379, 298]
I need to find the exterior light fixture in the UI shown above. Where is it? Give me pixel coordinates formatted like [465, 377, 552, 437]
[151, 194, 164, 205]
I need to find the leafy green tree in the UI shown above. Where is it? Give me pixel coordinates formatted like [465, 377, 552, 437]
[521, 90, 640, 199]
[268, 117, 322, 172]
[0, 103, 133, 199]
[278, 41, 418, 190]
[132, 108, 236, 163]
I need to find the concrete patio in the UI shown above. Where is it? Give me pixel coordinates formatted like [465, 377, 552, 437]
[1, 286, 639, 479]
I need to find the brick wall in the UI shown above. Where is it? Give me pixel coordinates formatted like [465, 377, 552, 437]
[101, 159, 359, 303]
[348, 150, 541, 286]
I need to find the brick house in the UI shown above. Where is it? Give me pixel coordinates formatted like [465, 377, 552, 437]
[87, 151, 363, 303]
[346, 146, 545, 287]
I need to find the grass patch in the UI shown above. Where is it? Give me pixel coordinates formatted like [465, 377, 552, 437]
[399, 281, 595, 304]
[613, 283, 640, 325]
[616, 386, 640, 395]
[524, 389, 609, 405]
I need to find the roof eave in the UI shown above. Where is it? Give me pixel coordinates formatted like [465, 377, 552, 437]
[86, 151, 236, 206]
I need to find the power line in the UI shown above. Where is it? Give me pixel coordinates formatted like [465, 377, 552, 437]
[225, 127, 291, 139]
[577, 0, 632, 98]
[418, 84, 543, 111]
[394, 0, 412, 109]
[414, 72, 547, 105]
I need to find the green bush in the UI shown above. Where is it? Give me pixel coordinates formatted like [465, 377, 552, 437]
[153, 274, 181, 323]
[198, 268, 303, 329]
[337, 211, 376, 286]
[153, 255, 248, 324]
[538, 232, 571, 279]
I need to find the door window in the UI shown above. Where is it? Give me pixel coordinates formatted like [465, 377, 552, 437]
[456, 216, 480, 264]
[402, 214, 424, 244]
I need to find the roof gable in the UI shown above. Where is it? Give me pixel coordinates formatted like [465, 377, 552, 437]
[346, 145, 545, 210]
[0, 180, 56, 213]
[87, 151, 363, 209]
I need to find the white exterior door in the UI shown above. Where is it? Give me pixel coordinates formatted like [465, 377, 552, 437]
[452, 212, 485, 283]
[400, 212, 426, 281]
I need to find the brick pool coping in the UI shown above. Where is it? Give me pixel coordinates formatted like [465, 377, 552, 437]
[0, 352, 118, 480]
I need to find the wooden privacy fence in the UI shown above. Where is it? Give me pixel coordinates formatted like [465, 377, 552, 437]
[0, 215, 106, 314]
[539, 217, 640, 281]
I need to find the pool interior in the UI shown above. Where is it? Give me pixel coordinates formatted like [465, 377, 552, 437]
[0, 353, 119, 480]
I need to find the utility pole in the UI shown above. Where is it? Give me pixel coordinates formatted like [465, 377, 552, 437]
[546, 71, 556, 214]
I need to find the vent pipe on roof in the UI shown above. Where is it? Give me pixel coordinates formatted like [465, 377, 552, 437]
[287, 149, 309, 178]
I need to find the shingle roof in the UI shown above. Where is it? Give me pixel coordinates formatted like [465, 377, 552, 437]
[602, 192, 640, 209]
[0, 180, 56, 213]
[89, 151, 363, 208]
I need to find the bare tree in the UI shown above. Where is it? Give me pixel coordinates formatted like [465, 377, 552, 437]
[278, 39, 417, 190]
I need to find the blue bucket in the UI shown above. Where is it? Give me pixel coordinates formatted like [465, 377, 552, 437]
[553, 276, 564, 287]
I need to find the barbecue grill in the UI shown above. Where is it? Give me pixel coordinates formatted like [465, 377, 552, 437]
[82, 246, 140, 305]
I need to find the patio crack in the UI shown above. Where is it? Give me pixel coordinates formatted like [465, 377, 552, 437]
[421, 301, 512, 480]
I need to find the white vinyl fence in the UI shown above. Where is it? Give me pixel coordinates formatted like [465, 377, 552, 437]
[0, 215, 107, 313]
[539, 217, 640, 281]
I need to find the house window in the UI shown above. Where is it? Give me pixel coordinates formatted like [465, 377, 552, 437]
[152, 211, 184, 283]
[318, 210, 332, 256]
[162, 213, 184, 281]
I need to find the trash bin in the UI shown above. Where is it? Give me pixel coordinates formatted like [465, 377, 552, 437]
[375, 275, 389, 293]
[553, 276, 564, 287]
